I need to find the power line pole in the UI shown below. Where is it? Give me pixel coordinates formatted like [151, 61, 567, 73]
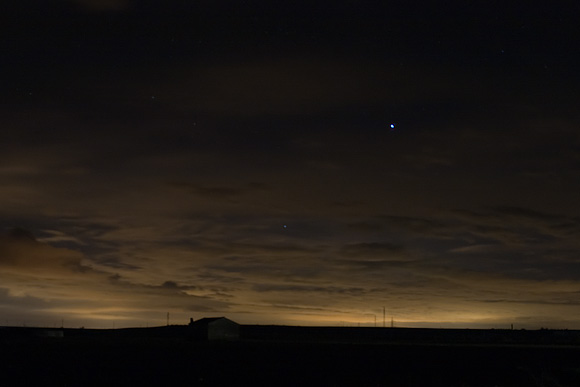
[383, 307, 385, 328]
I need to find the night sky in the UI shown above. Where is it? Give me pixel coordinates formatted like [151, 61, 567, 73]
[2, 0, 580, 329]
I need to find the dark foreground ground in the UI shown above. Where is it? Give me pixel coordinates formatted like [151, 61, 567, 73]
[2, 336, 580, 386]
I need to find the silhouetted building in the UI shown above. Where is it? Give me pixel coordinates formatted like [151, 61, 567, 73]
[189, 317, 240, 341]
[36, 329, 64, 338]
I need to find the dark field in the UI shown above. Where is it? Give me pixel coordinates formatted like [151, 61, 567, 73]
[2, 336, 580, 386]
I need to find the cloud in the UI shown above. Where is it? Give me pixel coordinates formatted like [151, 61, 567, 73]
[169, 182, 243, 200]
[448, 244, 503, 254]
[378, 215, 448, 236]
[452, 207, 580, 247]
[253, 283, 366, 295]
[37, 229, 85, 246]
[339, 242, 408, 260]
[160, 280, 196, 291]
[347, 221, 384, 232]
[0, 229, 86, 274]
[92, 256, 141, 270]
[492, 206, 560, 221]
[0, 226, 239, 326]
[0, 287, 51, 310]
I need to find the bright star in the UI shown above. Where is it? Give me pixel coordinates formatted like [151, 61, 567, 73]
[390, 123, 395, 129]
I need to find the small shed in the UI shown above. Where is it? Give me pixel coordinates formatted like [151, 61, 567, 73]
[37, 329, 64, 338]
[189, 317, 240, 341]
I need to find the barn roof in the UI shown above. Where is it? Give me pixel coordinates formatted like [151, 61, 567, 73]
[191, 317, 238, 326]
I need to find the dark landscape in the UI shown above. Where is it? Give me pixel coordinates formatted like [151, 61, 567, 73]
[2, 325, 580, 386]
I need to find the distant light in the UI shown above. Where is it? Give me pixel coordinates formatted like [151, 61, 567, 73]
[283, 225, 287, 229]
[390, 123, 395, 130]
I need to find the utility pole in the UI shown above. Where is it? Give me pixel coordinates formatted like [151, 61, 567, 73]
[383, 307, 385, 328]
[166, 312, 169, 326]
